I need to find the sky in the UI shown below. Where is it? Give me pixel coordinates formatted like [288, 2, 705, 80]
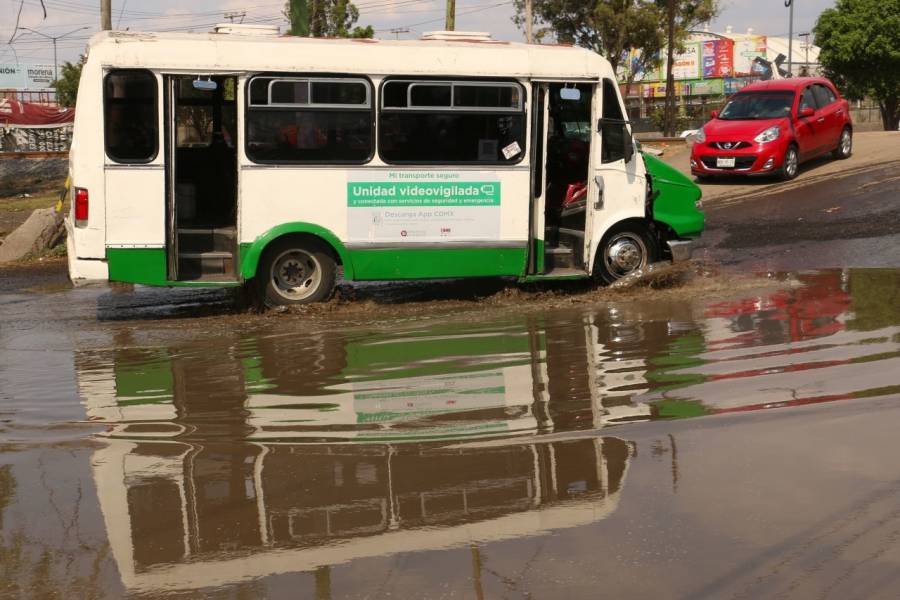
[2, 0, 836, 67]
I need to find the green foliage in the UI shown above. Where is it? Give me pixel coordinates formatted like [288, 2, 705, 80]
[285, 0, 373, 38]
[51, 60, 83, 108]
[513, 0, 664, 74]
[286, 0, 310, 36]
[814, 0, 900, 130]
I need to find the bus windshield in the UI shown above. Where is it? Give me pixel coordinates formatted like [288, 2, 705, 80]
[719, 91, 795, 120]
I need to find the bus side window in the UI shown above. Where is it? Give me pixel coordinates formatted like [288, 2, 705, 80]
[379, 79, 525, 164]
[245, 76, 373, 164]
[104, 69, 158, 163]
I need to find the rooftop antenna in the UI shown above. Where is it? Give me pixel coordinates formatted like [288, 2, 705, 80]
[224, 11, 246, 24]
[389, 27, 410, 40]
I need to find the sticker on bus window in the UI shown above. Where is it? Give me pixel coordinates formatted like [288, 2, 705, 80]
[502, 141, 522, 160]
[347, 171, 502, 243]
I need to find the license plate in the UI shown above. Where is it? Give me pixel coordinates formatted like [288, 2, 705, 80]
[716, 157, 736, 168]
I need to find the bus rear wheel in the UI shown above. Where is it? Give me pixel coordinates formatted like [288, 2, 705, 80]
[257, 238, 336, 307]
[593, 223, 658, 285]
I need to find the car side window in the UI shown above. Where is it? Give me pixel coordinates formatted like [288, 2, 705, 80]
[813, 84, 836, 107]
[798, 87, 818, 114]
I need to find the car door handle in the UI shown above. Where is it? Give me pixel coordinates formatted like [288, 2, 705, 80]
[817, 117, 825, 123]
[836, 109, 843, 115]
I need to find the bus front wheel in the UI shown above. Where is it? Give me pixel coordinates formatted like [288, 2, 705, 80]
[593, 223, 658, 285]
[257, 238, 336, 307]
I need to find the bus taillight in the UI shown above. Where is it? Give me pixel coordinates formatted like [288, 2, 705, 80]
[74, 187, 89, 225]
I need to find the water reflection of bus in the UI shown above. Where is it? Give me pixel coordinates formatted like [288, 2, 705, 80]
[93, 435, 634, 593]
[76, 310, 681, 442]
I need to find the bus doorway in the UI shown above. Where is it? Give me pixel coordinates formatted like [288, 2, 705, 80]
[165, 75, 238, 281]
[537, 83, 593, 275]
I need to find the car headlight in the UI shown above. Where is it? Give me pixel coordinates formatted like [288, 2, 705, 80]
[754, 126, 781, 143]
[694, 128, 706, 144]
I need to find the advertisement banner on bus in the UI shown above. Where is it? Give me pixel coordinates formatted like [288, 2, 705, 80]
[347, 171, 502, 242]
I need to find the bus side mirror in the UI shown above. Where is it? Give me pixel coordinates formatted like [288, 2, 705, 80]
[710, 110, 718, 119]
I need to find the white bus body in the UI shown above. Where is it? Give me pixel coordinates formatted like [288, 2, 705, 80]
[66, 29, 704, 304]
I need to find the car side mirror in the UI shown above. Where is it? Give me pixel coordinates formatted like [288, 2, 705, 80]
[710, 110, 718, 119]
[799, 106, 815, 118]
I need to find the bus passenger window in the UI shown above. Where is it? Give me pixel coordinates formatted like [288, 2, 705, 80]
[379, 80, 525, 164]
[104, 70, 158, 163]
[245, 76, 373, 164]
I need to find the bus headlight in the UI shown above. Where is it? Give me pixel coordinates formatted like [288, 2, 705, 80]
[754, 126, 781, 144]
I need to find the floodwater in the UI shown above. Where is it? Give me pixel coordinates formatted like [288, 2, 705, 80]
[2, 267, 900, 598]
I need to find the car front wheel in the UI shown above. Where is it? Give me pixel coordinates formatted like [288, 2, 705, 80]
[778, 145, 799, 181]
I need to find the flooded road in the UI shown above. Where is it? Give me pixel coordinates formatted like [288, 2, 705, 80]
[2, 267, 900, 598]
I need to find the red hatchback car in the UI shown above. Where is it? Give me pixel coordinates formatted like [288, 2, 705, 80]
[691, 78, 852, 180]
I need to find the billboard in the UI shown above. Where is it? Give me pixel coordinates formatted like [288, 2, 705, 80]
[0, 64, 55, 89]
[732, 35, 767, 76]
[672, 43, 701, 80]
[702, 39, 734, 78]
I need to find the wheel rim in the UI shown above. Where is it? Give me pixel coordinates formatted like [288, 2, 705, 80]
[785, 149, 798, 177]
[841, 130, 851, 155]
[604, 232, 648, 278]
[270, 249, 322, 300]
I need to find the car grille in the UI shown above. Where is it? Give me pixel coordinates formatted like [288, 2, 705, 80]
[700, 156, 758, 170]
[708, 141, 751, 150]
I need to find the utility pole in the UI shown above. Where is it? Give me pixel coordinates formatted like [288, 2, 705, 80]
[785, 0, 793, 77]
[101, 0, 112, 30]
[18, 26, 89, 82]
[445, 0, 455, 31]
[524, 0, 533, 43]
[799, 31, 810, 74]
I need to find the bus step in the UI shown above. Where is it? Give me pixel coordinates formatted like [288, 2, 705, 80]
[557, 228, 585, 268]
[545, 245, 574, 270]
[178, 251, 235, 280]
[177, 228, 235, 253]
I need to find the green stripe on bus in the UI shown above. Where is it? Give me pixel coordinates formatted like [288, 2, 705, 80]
[346, 247, 527, 280]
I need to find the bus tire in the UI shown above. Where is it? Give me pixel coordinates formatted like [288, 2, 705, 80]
[593, 223, 658, 285]
[256, 237, 336, 307]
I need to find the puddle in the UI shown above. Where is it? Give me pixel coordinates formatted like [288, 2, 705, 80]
[2, 268, 900, 597]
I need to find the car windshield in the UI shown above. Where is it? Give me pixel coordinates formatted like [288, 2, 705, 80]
[719, 91, 795, 120]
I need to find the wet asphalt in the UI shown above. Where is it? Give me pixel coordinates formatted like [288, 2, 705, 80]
[1, 159, 900, 599]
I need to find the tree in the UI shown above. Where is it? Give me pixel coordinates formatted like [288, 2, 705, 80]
[814, 0, 900, 131]
[52, 60, 83, 108]
[658, 0, 717, 136]
[513, 0, 664, 77]
[284, 0, 373, 38]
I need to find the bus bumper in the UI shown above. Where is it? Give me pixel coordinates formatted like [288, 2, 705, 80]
[667, 239, 694, 263]
[66, 218, 109, 284]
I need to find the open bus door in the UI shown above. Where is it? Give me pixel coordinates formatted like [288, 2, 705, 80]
[164, 75, 239, 282]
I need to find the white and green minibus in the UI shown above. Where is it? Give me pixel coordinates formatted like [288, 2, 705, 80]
[66, 26, 704, 305]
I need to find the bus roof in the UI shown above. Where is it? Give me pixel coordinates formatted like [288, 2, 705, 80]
[85, 30, 613, 81]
